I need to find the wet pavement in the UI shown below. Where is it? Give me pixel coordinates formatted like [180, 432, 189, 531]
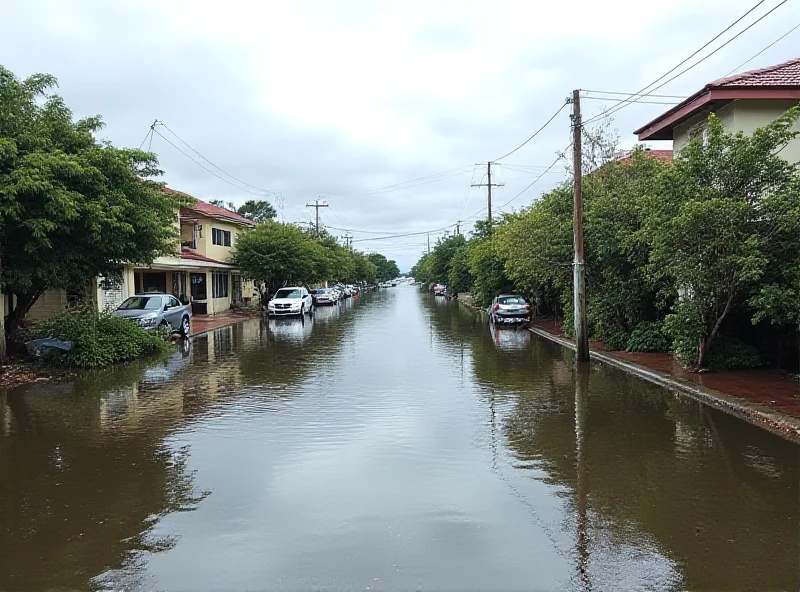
[0, 287, 798, 592]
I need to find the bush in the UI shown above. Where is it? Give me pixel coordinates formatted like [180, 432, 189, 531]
[704, 337, 764, 370]
[626, 321, 670, 353]
[602, 331, 629, 351]
[29, 306, 171, 367]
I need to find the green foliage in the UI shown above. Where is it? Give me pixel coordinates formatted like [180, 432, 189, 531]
[0, 65, 187, 341]
[237, 199, 276, 223]
[29, 307, 170, 368]
[466, 236, 514, 307]
[234, 220, 388, 293]
[447, 246, 473, 294]
[429, 234, 466, 284]
[366, 253, 400, 282]
[648, 108, 800, 368]
[625, 321, 670, 353]
[704, 337, 764, 370]
[602, 331, 630, 351]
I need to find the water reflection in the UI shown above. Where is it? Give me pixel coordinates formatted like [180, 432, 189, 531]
[426, 296, 799, 591]
[0, 291, 797, 591]
[488, 322, 531, 351]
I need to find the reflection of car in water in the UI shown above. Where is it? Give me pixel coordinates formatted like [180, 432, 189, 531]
[268, 314, 314, 342]
[489, 323, 531, 351]
[313, 303, 342, 324]
[140, 340, 192, 386]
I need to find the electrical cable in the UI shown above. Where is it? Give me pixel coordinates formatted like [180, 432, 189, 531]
[157, 122, 280, 196]
[723, 20, 800, 77]
[152, 129, 277, 197]
[583, 0, 783, 126]
[493, 102, 569, 162]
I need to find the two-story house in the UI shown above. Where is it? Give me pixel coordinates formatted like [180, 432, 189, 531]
[22, 185, 257, 321]
[106, 188, 256, 316]
[634, 57, 800, 159]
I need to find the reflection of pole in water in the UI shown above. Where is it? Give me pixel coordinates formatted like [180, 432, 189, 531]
[575, 362, 591, 589]
[490, 387, 498, 470]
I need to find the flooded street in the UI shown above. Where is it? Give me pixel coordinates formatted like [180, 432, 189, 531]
[1, 286, 798, 591]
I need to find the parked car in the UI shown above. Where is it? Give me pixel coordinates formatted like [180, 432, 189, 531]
[433, 284, 447, 296]
[489, 294, 531, 326]
[113, 293, 192, 336]
[267, 287, 314, 317]
[311, 288, 337, 306]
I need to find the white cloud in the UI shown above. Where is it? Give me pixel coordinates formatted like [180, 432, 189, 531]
[2, 0, 799, 269]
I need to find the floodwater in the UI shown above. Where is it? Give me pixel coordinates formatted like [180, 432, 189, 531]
[0, 287, 797, 592]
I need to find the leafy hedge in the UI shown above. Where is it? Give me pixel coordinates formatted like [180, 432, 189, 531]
[29, 307, 171, 367]
[626, 321, 670, 353]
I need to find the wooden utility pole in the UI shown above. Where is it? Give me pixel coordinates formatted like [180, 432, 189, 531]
[343, 232, 353, 251]
[427, 233, 430, 255]
[472, 162, 504, 227]
[305, 199, 329, 235]
[570, 89, 589, 362]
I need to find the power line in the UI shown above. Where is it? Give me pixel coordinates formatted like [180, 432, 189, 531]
[157, 122, 279, 196]
[351, 224, 457, 243]
[326, 167, 474, 198]
[496, 149, 569, 211]
[582, 96, 681, 106]
[151, 129, 277, 197]
[583, 0, 781, 125]
[493, 101, 569, 162]
[723, 20, 800, 77]
[580, 89, 688, 99]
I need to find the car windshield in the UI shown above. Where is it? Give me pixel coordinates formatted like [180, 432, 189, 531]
[118, 296, 161, 310]
[275, 289, 302, 299]
[499, 296, 526, 305]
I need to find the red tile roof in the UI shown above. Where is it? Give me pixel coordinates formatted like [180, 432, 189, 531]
[183, 200, 254, 226]
[710, 57, 800, 88]
[180, 249, 235, 266]
[161, 185, 255, 226]
[635, 57, 800, 140]
[617, 149, 673, 163]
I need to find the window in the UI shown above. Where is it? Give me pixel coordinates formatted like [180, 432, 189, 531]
[274, 288, 302, 299]
[167, 296, 181, 309]
[688, 121, 709, 146]
[118, 296, 162, 310]
[212, 272, 230, 298]
[212, 228, 232, 247]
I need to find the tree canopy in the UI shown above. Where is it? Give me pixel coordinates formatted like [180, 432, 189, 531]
[0, 66, 186, 356]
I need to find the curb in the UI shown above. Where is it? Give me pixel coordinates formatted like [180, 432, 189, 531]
[526, 325, 800, 443]
[455, 299, 800, 442]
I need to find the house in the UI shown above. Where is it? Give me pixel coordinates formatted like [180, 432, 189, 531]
[634, 57, 800, 159]
[22, 186, 258, 321]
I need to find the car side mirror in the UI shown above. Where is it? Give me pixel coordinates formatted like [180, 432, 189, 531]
[164, 304, 169, 311]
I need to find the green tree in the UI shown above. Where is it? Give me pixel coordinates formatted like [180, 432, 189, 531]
[0, 66, 186, 359]
[233, 220, 327, 299]
[237, 199, 276, 223]
[428, 234, 466, 285]
[649, 108, 800, 369]
[367, 253, 400, 282]
[447, 245, 474, 295]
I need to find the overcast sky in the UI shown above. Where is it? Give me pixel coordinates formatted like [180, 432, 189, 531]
[2, 0, 799, 270]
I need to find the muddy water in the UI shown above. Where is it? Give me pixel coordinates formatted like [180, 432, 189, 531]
[0, 288, 797, 591]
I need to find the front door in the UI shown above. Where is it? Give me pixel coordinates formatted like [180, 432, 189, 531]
[190, 273, 208, 315]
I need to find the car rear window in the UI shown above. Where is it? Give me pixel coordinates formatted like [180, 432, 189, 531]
[275, 289, 302, 299]
[498, 296, 526, 305]
[118, 296, 161, 310]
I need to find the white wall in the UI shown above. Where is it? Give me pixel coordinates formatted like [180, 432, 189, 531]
[674, 100, 800, 164]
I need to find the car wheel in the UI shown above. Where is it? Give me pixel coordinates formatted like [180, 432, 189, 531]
[181, 315, 191, 337]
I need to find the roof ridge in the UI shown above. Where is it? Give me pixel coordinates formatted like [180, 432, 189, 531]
[711, 56, 800, 87]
